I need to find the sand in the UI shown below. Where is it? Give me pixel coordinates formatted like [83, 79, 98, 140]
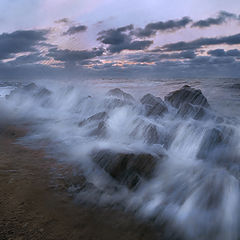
[0, 125, 160, 240]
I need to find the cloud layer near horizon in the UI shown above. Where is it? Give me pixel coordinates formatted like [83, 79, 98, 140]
[0, 10, 240, 80]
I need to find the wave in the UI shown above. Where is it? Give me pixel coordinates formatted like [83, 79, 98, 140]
[1, 81, 240, 240]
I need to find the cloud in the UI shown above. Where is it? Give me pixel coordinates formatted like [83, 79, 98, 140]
[192, 11, 238, 28]
[107, 40, 153, 53]
[97, 25, 133, 45]
[9, 52, 47, 65]
[134, 17, 192, 38]
[0, 30, 48, 60]
[47, 47, 104, 64]
[97, 25, 152, 53]
[208, 48, 240, 57]
[127, 50, 196, 63]
[162, 33, 240, 51]
[63, 25, 88, 35]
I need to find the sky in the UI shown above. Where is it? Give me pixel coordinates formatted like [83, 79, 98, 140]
[0, 0, 240, 80]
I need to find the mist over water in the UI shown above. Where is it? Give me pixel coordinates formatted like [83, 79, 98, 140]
[1, 78, 240, 240]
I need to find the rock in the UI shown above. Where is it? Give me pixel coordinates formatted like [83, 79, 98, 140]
[130, 119, 160, 144]
[22, 83, 38, 91]
[89, 121, 108, 138]
[79, 112, 109, 138]
[164, 85, 209, 120]
[6, 83, 52, 103]
[34, 88, 52, 98]
[230, 83, 240, 89]
[197, 126, 233, 159]
[78, 112, 108, 127]
[165, 85, 209, 109]
[105, 88, 135, 109]
[92, 150, 160, 189]
[176, 102, 206, 120]
[140, 94, 168, 117]
[106, 88, 135, 102]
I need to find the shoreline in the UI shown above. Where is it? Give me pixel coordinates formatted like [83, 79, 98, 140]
[0, 124, 159, 240]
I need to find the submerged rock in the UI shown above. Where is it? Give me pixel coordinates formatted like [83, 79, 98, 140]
[141, 94, 168, 117]
[92, 150, 161, 189]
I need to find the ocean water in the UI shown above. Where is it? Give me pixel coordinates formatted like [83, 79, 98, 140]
[0, 78, 240, 240]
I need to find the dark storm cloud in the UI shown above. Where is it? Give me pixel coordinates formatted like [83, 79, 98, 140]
[192, 11, 238, 28]
[97, 24, 152, 53]
[208, 48, 240, 57]
[63, 25, 88, 35]
[134, 17, 192, 38]
[97, 24, 133, 45]
[162, 33, 240, 51]
[47, 47, 104, 63]
[0, 30, 48, 60]
[107, 40, 153, 53]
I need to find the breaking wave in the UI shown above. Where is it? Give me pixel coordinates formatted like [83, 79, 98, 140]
[1, 80, 240, 240]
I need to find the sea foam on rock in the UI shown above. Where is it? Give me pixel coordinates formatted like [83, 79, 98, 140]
[141, 93, 168, 117]
[104, 88, 135, 110]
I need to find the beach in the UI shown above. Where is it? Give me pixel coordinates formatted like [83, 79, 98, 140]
[0, 125, 159, 240]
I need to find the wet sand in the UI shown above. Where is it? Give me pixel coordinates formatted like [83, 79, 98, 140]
[0, 125, 160, 240]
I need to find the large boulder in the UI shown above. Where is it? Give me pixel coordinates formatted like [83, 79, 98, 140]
[164, 85, 209, 120]
[165, 85, 209, 108]
[140, 94, 168, 117]
[92, 150, 161, 189]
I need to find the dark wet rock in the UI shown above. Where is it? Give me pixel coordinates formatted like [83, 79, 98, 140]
[176, 102, 206, 120]
[79, 112, 108, 127]
[141, 94, 168, 117]
[165, 85, 209, 109]
[165, 85, 209, 120]
[92, 150, 161, 189]
[106, 88, 135, 102]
